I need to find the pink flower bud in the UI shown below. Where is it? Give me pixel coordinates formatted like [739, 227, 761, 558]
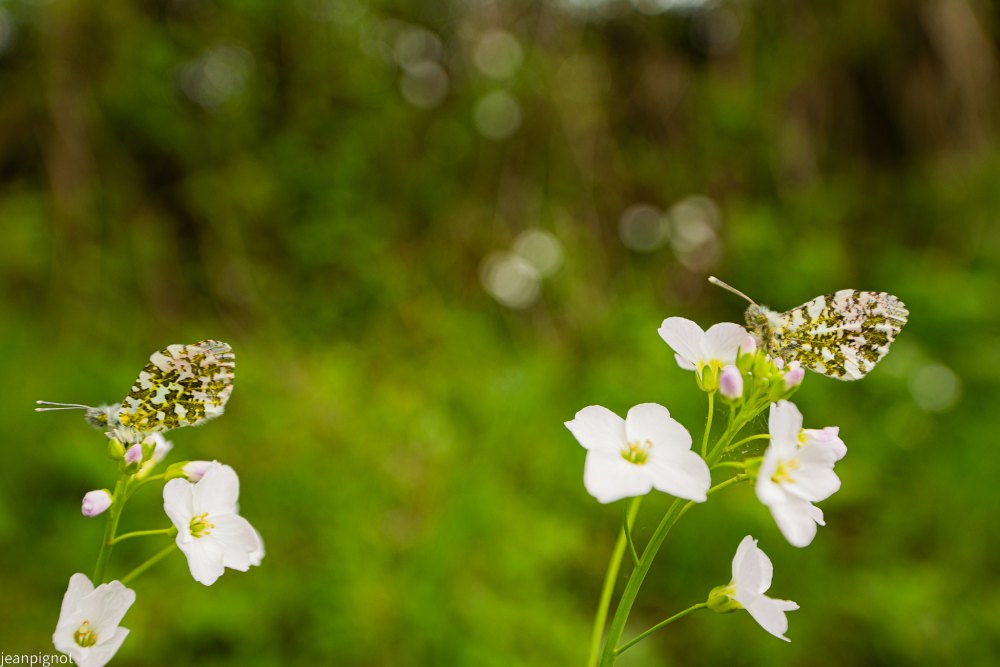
[739, 335, 757, 355]
[124, 444, 143, 465]
[81, 490, 113, 517]
[784, 361, 805, 389]
[773, 357, 785, 370]
[719, 364, 744, 399]
[183, 460, 214, 482]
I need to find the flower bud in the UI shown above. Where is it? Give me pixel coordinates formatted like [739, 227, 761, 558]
[719, 365, 743, 400]
[182, 460, 214, 482]
[81, 490, 113, 518]
[124, 444, 143, 466]
[107, 437, 126, 461]
[783, 361, 805, 389]
[739, 335, 757, 356]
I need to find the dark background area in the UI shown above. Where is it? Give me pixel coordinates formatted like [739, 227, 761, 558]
[1, 0, 998, 665]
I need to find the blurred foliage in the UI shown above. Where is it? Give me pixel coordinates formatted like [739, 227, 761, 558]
[1, 0, 999, 665]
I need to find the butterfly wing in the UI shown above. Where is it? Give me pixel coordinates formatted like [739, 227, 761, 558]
[117, 340, 235, 433]
[775, 290, 908, 381]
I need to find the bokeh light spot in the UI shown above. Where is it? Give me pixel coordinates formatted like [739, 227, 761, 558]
[909, 363, 961, 413]
[474, 91, 522, 140]
[473, 29, 523, 79]
[480, 252, 541, 309]
[619, 204, 668, 252]
[512, 229, 563, 277]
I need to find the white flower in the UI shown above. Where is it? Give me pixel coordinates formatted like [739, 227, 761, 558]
[52, 573, 136, 667]
[756, 401, 844, 547]
[81, 490, 113, 518]
[658, 317, 748, 379]
[565, 403, 711, 504]
[163, 462, 265, 586]
[711, 536, 799, 641]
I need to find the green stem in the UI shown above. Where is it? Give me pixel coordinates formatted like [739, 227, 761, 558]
[120, 544, 176, 586]
[615, 603, 707, 655]
[587, 497, 642, 667]
[723, 433, 770, 454]
[598, 476, 749, 667]
[711, 460, 745, 471]
[598, 498, 685, 667]
[701, 391, 715, 458]
[623, 502, 639, 567]
[92, 472, 130, 583]
[124, 473, 165, 501]
[110, 526, 176, 545]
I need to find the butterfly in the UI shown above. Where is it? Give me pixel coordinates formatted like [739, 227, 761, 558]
[36, 340, 235, 443]
[708, 277, 908, 381]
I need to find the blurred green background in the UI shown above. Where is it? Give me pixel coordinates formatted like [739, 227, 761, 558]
[1, 0, 998, 665]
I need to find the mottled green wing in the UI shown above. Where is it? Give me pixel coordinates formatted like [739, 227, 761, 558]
[773, 290, 908, 381]
[118, 340, 235, 432]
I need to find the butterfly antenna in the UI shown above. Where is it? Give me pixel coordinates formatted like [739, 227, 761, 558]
[707, 276, 758, 306]
[35, 401, 93, 412]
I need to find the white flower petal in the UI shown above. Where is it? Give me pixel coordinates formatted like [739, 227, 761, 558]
[59, 573, 94, 621]
[787, 463, 841, 503]
[565, 405, 627, 453]
[646, 449, 710, 502]
[87, 582, 136, 635]
[674, 353, 697, 371]
[625, 403, 692, 452]
[658, 317, 705, 368]
[249, 528, 266, 566]
[769, 498, 823, 548]
[163, 478, 195, 529]
[193, 463, 240, 514]
[179, 535, 226, 586]
[803, 427, 847, 461]
[768, 401, 803, 444]
[732, 535, 773, 594]
[84, 628, 130, 667]
[742, 593, 798, 642]
[703, 322, 749, 363]
[754, 452, 787, 506]
[583, 449, 652, 503]
[212, 514, 264, 572]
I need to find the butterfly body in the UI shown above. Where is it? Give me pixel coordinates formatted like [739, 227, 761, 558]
[37, 340, 235, 444]
[744, 290, 908, 381]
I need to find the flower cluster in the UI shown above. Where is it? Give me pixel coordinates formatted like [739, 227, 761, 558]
[39, 351, 262, 667]
[568, 314, 851, 660]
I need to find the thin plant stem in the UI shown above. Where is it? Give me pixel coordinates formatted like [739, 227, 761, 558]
[120, 544, 176, 586]
[598, 476, 749, 667]
[615, 603, 707, 655]
[711, 460, 745, 471]
[623, 502, 639, 567]
[93, 472, 129, 583]
[701, 391, 715, 458]
[723, 433, 770, 454]
[110, 526, 176, 545]
[123, 473, 165, 501]
[587, 497, 642, 667]
[598, 498, 685, 667]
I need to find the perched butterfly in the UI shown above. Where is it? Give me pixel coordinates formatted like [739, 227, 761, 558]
[36, 340, 235, 443]
[708, 277, 908, 381]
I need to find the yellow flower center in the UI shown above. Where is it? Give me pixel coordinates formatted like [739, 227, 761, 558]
[771, 458, 800, 485]
[621, 440, 652, 465]
[797, 430, 808, 447]
[74, 620, 97, 647]
[189, 512, 215, 538]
